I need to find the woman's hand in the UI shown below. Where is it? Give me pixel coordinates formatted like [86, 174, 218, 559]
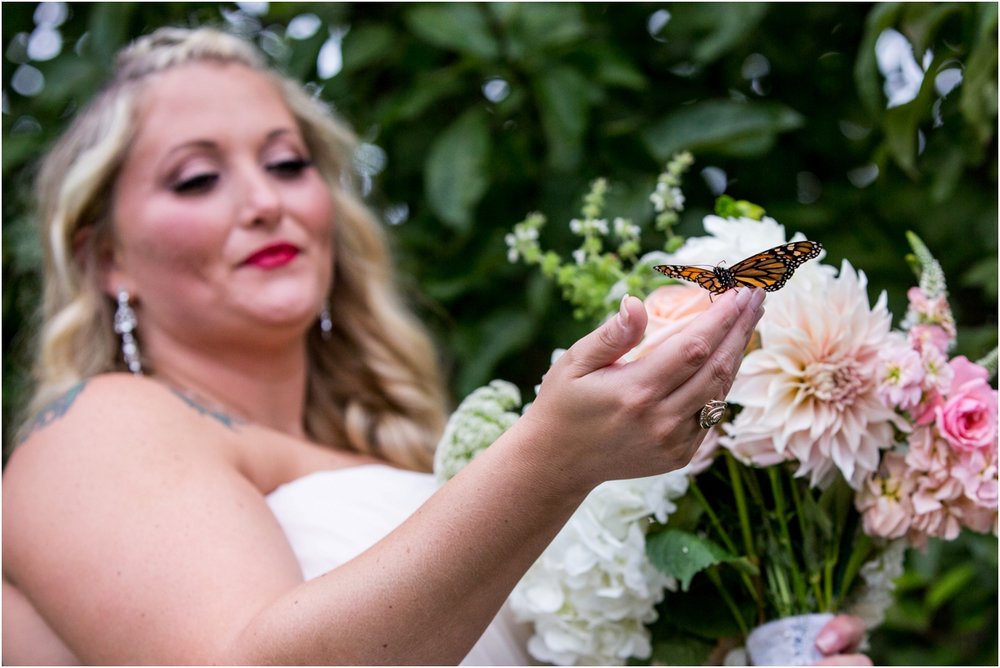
[521, 286, 766, 490]
[814, 614, 872, 665]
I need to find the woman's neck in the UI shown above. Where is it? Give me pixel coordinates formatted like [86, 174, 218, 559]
[145, 335, 311, 439]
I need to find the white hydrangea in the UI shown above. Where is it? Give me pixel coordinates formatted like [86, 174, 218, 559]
[433, 380, 523, 483]
[435, 374, 695, 666]
[510, 471, 690, 665]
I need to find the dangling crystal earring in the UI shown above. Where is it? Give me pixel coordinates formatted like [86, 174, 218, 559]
[113, 289, 143, 375]
[319, 303, 333, 340]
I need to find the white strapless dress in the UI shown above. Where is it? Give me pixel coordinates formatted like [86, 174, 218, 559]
[265, 464, 534, 666]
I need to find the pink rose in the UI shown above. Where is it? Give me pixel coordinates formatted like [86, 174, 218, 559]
[936, 356, 998, 453]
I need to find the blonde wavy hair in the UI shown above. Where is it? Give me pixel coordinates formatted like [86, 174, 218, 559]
[25, 26, 447, 471]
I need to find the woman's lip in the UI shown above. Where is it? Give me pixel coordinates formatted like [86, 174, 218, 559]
[243, 243, 300, 268]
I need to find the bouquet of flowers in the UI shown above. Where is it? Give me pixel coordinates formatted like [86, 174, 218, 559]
[434, 154, 998, 665]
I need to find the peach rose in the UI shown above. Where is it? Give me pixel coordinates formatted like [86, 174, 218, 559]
[624, 284, 712, 361]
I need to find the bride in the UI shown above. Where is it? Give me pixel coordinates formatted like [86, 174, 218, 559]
[2, 26, 867, 665]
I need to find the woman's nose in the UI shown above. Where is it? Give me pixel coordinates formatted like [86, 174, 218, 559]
[238, 166, 282, 228]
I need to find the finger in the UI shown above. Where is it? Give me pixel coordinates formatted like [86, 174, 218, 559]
[635, 288, 763, 397]
[560, 295, 647, 378]
[703, 299, 766, 400]
[657, 289, 765, 412]
[813, 655, 873, 666]
[816, 614, 867, 655]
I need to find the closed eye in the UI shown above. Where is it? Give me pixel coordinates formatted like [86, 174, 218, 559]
[172, 172, 218, 194]
[267, 158, 313, 179]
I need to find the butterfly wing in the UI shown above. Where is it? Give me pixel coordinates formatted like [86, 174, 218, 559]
[726, 241, 822, 292]
[652, 265, 726, 294]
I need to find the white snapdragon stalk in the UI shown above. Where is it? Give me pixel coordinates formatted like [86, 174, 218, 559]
[842, 539, 907, 629]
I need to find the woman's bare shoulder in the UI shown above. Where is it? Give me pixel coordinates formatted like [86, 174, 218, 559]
[3, 373, 241, 516]
[2, 373, 301, 663]
[11, 373, 240, 456]
[14, 373, 164, 439]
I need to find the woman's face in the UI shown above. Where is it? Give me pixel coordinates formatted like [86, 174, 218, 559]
[107, 61, 335, 353]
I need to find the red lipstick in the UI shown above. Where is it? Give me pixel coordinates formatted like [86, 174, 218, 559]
[243, 242, 299, 268]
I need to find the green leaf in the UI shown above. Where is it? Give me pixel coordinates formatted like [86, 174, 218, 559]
[86, 2, 135, 67]
[532, 65, 590, 171]
[404, 4, 498, 60]
[341, 23, 397, 73]
[959, 3, 999, 149]
[898, 3, 964, 59]
[961, 257, 999, 302]
[854, 2, 903, 119]
[882, 50, 949, 179]
[496, 3, 586, 60]
[378, 67, 466, 125]
[649, 631, 716, 666]
[642, 100, 803, 162]
[715, 195, 765, 220]
[926, 562, 977, 612]
[2, 134, 44, 173]
[666, 4, 770, 65]
[592, 44, 648, 91]
[454, 309, 535, 397]
[424, 107, 492, 230]
[283, 30, 326, 82]
[646, 528, 738, 591]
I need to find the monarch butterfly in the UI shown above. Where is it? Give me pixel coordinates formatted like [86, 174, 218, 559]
[653, 240, 822, 298]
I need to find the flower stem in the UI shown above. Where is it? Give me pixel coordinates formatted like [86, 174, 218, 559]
[687, 479, 739, 556]
[725, 452, 766, 622]
[789, 479, 827, 609]
[725, 453, 757, 562]
[688, 477, 764, 611]
[767, 467, 808, 611]
[706, 567, 750, 638]
[834, 531, 873, 609]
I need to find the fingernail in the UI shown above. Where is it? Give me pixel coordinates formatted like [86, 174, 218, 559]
[815, 629, 838, 654]
[618, 293, 631, 326]
[749, 288, 766, 310]
[734, 288, 753, 309]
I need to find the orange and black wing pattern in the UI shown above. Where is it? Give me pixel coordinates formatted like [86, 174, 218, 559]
[726, 240, 822, 292]
[654, 241, 822, 295]
[652, 265, 729, 294]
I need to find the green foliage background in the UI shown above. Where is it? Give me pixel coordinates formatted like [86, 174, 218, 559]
[2, 2, 996, 664]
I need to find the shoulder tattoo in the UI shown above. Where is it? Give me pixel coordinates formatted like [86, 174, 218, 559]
[169, 388, 246, 431]
[18, 381, 88, 443]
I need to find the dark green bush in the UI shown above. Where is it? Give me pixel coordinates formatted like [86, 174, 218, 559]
[3, 3, 995, 664]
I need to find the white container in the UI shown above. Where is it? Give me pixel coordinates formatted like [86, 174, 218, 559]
[745, 612, 835, 666]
